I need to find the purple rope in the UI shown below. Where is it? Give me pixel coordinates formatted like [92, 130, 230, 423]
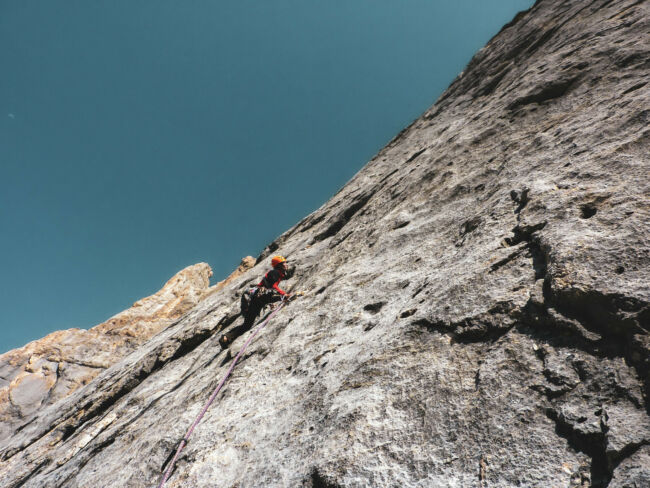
[157, 302, 285, 488]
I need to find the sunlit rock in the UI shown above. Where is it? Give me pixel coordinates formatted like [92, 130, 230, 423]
[0, 0, 647, 486]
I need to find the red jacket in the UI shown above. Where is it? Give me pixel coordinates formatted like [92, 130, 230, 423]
[258, 268, 287, 296]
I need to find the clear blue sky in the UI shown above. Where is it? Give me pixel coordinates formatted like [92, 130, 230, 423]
[1, 0, 533, 353]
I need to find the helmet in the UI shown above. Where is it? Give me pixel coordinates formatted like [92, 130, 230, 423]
[271, 255, 286, 268]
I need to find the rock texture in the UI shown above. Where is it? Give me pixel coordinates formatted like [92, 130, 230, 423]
[0, 259, 254, 443]
[1, 0, 648, 486]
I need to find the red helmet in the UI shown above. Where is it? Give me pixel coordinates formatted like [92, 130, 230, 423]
[271, 255, 286, 268]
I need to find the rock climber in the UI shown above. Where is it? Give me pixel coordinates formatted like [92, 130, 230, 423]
[219, 255, 294, 348]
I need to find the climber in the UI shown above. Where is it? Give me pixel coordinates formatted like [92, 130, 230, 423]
[219, 255, 294, 348]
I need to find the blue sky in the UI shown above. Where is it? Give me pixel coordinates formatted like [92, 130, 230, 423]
[0, 1, 533, 353]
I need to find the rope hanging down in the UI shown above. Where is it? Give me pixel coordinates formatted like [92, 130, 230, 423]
[157, 301, 286, 488]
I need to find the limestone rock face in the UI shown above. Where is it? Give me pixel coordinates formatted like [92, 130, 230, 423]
[0, 1, 648, 487]
[204, 256, 257, 298]
[0, 259, 254, 443]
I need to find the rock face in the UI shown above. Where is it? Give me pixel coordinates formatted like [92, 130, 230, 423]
[1, 0, 648, 486]
[0, 259, 254, 443]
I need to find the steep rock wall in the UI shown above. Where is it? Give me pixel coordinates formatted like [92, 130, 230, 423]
[0, 258, 254, 443]
[0, 0, 648, 487]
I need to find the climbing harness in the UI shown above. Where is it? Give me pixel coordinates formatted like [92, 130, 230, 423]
[157, 301, 286, 488]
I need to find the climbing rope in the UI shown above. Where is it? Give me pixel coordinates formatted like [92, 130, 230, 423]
[157, 302, 286, 488]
